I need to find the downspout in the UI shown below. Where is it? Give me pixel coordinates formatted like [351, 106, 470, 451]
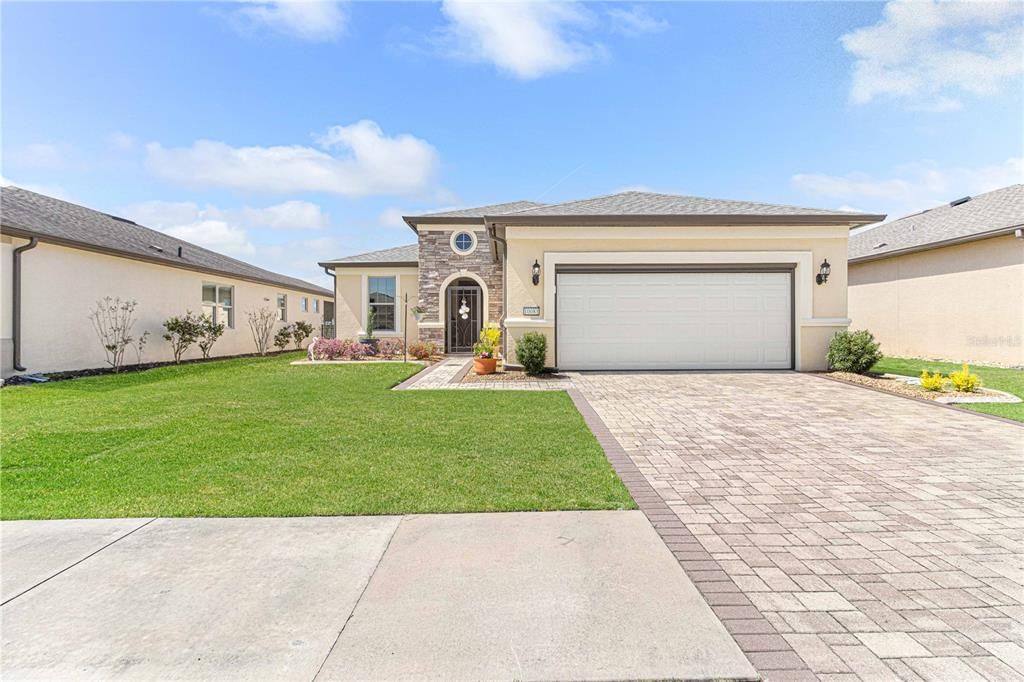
[12, 237, 39, 371]
[488, 224, 510, 360]
[322, 265, 337, 331]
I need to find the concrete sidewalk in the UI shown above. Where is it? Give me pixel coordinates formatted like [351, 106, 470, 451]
[1, 512, 757, 681]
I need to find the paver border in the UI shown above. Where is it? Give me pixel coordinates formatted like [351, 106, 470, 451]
[809, 371, 1024, 428]
[449, 359, 473, 385]
[567, 388, 816, 682]
[392, 359, 451, 390]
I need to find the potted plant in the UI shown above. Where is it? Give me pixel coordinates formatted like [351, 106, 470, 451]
[360, 305, 379, 355]
[411, 305, 426, 322]
[473, 322, 501, 375]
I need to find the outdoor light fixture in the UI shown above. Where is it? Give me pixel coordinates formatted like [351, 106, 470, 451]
[816, 258, 831, 285]
[532, 259, 541, 286]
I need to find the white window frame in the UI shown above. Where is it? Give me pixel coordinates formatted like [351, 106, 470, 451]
[202, 283, 235, 329]
[313, 298, 320, 314]
[277, 293, 287, 322]
[450, 230, 478, 255]
[300, 296, 308, 313]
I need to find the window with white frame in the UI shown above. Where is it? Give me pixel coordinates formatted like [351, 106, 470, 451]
[313, 298, 320, 314]
[277, 293, 287, 321]
[202, 284, 234, 328]
[300, 296, 308, 312]
[368, 276, 396, 332]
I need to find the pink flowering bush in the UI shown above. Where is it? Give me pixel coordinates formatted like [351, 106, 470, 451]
[311, 337, 346, 360]
[346, 342, 372, 360]
[377, 338, 404, 357]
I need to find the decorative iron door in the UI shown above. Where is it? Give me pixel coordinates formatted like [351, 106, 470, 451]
[446, 285, 482, 353]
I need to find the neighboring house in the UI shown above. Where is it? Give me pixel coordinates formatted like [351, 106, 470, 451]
[320, 192, 883, 371]
[1, 187, 333, 377]
[848, 184, 1024, 367]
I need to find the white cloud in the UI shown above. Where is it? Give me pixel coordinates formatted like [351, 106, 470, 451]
[238, 200, 330, 230]
[0, 175, 72, 200]
[439, 0, 601, 79]
[164, 220, 257, 257]
[108, 132, 137, 151]
[124, 199, 329, 233]
[7, 143, 70, 170]
[841, 0, 1024, 108]
[377, 207, 408, 229]
[607, 5, 668, 36]
[145, 120, 440, 198]
[792, 157, 1024, 218]
[230, 1, 347, 42]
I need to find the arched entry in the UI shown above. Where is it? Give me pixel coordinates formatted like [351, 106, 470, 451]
[445, 278, 483, 353]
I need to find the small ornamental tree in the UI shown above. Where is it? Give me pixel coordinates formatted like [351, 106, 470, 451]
[163, 312, 203, 364]
[274, 325, 294, 351]
[88, 296, 141, 372]
[826, 329, 883, 375]
[247, 307, 276, 356]
[197, 314, 226, 359]
[292, 320, 314, 349]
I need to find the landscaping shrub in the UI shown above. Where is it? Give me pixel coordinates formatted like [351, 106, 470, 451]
[247, 307, 276, 356]
[197, 315, 225, 359]
[377, 338, 404, 357]
[273, 325, 294, 351]
[292, 321, 314, 349]
[826, 330, 882, 374]
[346, 342, 372, 360]
[474, 322, 501, 358]
[311, 337, 345, 360]
[88, 296, 142, 372]
[163, 312, 203, 364]
[949, 364, 981, 392]
[408, 340, 435, 360]
[516, 332, 547, 375]
[920, 370, 945, 391]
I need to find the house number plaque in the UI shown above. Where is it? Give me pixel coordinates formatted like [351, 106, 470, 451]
[522, 306, 541, 317]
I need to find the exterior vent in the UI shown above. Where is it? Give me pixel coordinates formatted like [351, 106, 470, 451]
[949, 196, 971, 207]
[873, 242, 888, 249]
[106, 214, 138, 225]
[148, 244, 164, 253]
[177, 246, 183, 258]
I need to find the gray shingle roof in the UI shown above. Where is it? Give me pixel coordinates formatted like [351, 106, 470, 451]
[415, 201, 546, 219]
[0, 186, 332, 296]
[500, 191, 874, 218]
[321, 243, 418, 266]
[849, 184, 1024, 261]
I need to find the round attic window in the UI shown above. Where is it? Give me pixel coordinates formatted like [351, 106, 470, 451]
[451, 231, 477, 255]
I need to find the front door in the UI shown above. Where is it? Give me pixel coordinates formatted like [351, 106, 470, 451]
[446, 283, 482, 353]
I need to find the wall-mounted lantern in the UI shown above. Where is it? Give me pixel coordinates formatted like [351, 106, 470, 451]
[816, 258, 831, 285]
[532, 259, 541, 286]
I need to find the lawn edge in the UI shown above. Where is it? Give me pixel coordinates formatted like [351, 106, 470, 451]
[809, 372, 1024, 428]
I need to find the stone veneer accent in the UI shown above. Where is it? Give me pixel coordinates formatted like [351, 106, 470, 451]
[416, 229, 503, 348]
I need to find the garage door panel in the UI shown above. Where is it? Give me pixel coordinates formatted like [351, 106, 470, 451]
[557, 271, 792, 370]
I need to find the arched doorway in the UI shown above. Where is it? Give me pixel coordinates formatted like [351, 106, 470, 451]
[445, 278, 482, 353]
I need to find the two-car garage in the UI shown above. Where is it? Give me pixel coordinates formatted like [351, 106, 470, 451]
[555, 269, 793, 370]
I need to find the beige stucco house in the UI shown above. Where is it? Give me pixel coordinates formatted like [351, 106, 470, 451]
[1, 186, 333, 377]
[321, 191, 883, 371]
[849, 184, 1024, 367]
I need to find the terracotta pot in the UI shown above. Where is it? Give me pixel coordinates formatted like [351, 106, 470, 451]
[474, 357, 498, 375]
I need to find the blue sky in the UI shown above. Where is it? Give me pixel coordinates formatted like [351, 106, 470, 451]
[3, 1, 1021, 287]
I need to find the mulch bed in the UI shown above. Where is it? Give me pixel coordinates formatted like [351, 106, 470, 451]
[822, 371, 997, 401]
[461, 367, 571, 383]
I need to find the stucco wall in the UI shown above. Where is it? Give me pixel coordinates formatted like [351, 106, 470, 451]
[501, 225, 852, 371]
[849, 235, 1024, 366]
[1, 237, 332, 377]
[332, 267, 419, 342]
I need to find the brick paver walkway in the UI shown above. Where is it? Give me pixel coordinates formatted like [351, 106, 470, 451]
[573, 371, 1024, 682]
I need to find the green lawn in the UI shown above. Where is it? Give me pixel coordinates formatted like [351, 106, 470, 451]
[1, 354, 634, 519]
[871, 356, 1024, 422]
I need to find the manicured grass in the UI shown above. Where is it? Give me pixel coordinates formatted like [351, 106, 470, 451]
[1, 354, 634, 519]
[872, 356, 1024, 423]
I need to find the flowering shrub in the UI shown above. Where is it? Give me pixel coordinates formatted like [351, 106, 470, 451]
[377, 338, 404, 357]
[311, 337, 346, 360]
[346, 342, 372, 360]
[949, 364, 981, 392]
[920, 370, 945, 391]
[408, 340, 436, 360]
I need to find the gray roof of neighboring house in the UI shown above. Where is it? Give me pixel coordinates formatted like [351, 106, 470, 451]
[320, 243, 418, 267]
[414, 201, 547, 219]
[849, 184, 1024, 262]
[0, 186, 333, 296]
[499, 191, 878, 219]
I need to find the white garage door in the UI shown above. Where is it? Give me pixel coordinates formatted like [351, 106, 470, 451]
[556, 271, 792, 370]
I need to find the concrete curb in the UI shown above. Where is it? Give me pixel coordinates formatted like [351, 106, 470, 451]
[566, 388, 816, 682]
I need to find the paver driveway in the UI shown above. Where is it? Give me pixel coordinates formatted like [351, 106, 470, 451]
[572, 371, 1024, 682]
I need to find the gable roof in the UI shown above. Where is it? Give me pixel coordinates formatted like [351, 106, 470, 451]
[849, 184, 1024, 262]
[320, 243, 418, 267]
[416, 201, 546, 219]
[0, 186, 332, 296]
[488, 191, 884, 226]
